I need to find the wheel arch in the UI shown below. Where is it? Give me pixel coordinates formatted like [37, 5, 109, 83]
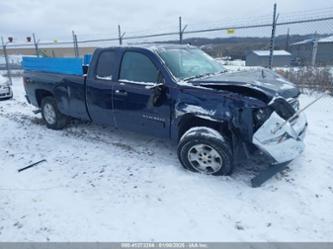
[177, 114, 232, 142]
[35, 89, 54, 107]
[177, 120, 234, 176]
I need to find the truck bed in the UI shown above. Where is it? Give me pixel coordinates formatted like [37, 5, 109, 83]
[23, 57, 90, 121]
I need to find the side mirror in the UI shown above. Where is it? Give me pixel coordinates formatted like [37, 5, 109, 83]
[147, 83, 166, 108]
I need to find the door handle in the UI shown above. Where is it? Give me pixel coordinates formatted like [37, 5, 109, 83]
[115, 89, 128, 96]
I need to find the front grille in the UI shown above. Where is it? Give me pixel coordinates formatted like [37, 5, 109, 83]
[271, 98, 296, 120]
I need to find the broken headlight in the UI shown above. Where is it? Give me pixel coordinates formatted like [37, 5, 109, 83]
[254, 107, 273, 128]
[288, 98, 300, 111]
[271, 98, 296, 120]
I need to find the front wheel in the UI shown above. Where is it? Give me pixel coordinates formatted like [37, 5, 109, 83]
[41, 96, 68, 130]
[177, 127, 233, 176]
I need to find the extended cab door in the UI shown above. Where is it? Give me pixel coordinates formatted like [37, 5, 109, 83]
[113, 50, 171, 138]
[86, 49, 117, 125]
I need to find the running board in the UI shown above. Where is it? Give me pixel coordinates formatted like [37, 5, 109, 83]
[251, 161, 291, 188]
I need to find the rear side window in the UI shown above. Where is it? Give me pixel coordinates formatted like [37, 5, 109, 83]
[119, 52, 159, 83]
[96, 51, 116, 79]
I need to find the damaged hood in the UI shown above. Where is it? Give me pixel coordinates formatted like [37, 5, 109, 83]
[189, 68, 300, 99]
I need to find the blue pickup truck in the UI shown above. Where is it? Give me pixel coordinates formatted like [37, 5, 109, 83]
[23, 44, 307, 183]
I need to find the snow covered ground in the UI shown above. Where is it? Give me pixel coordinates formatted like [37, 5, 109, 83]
[0, 77, 333, 242]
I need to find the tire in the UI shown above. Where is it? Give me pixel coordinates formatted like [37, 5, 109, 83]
[177, 127, 233, 176]
[41, 96, 68, 130]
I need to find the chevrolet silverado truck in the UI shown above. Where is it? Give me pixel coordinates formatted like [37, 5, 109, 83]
[22, 44, 307, 185]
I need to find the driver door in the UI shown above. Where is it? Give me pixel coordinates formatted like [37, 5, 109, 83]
[112, 50, 170, 138]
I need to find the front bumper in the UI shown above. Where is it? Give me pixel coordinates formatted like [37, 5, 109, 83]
[253, 112, 307, 164]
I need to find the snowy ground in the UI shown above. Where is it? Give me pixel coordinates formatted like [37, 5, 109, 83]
[0, 77, 333, 242]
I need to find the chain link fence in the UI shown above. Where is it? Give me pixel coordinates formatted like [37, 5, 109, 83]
[1, 4, 333, 93]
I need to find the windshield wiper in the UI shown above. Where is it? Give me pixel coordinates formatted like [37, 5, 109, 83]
[183, 70, 226, 81]
[183, 73, 211, 81]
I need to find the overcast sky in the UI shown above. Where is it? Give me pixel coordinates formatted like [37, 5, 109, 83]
[1, 0, 332, 43]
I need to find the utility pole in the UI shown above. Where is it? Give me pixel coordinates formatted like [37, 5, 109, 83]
[179, 16, 183, 44]
[285, 28, 290, 51]
[1, 37, 12, 85]
[179, 16, 187, 44]
[118, 25, 126, 45]
[32, 33, 39, 57]
[75, 33, 79, 57]
[72, 30, 79, 57]
[268, 3, 278, 69]
[72, 31, 76, 57]
[311, 32, 318, 67]
[118, 25, 122, 45]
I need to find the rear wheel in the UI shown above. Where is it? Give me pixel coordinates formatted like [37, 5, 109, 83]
[177, 127, 233, 176]
[41, 96, 68, 130]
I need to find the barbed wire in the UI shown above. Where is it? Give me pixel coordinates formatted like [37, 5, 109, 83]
[4, 7, 333, 48]
[76, 6, 333, 40]
[74, 15, 333, 44]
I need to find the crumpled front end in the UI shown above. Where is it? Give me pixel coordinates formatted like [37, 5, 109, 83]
[253, 110, 307, 164]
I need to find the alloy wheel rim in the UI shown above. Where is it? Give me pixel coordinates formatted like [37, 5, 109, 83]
[187, 144, 223, 174]
[43, 103, 56, 125]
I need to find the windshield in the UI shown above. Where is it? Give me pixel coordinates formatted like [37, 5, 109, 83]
[157, 47, 225, 80]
